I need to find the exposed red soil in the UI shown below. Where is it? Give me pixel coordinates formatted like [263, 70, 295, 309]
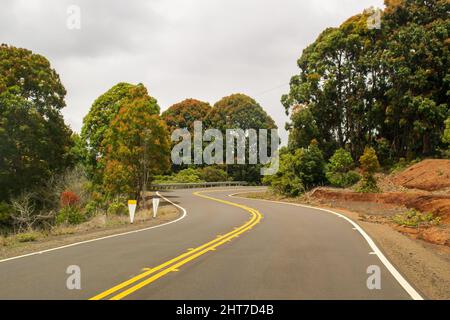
[391, 159, 450, 191]
[310, 160, 450, 247]
[311, 189, 450, 223]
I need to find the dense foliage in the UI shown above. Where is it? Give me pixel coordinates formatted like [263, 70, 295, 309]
[205, 94, 277, 183]
[162, 99, 211, 134]
[357, 147, 381, 193]
[282, 0, 449, 163]
[154, 166, 229, 184]
[100, 85, 171, 199]
[0, 44, 73, 202]
[325, 149, 361, 188]
[81, 83, 159, 183]
[264, 142, 325, 196]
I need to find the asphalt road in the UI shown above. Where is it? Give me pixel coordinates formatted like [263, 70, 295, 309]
[0, 187, 420, 300]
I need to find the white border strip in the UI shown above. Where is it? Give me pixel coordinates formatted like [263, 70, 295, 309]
[0, 192, 187, 264]
[229, 191, 424, 300]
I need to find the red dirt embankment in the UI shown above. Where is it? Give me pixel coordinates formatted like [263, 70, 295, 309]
[311, 159, 450, 246]
[311, 189, 450, 223]
[391, 159, 450, 191]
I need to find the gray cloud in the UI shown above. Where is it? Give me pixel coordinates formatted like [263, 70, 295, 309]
[0, 0, 384, 144]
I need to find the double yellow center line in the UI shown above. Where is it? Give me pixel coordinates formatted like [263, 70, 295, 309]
[89, 190, 263, 300]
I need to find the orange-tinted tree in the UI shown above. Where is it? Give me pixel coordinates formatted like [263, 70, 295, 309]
[101, 85, 171, 200]
[161, 98, 211, 134]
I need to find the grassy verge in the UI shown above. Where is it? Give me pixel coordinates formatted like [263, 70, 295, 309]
[0, 206, 178, 252]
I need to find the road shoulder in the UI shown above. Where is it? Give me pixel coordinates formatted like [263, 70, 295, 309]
[0, 200, 181, 262]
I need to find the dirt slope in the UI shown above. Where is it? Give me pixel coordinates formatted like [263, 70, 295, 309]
[391, 159, 450, 191]
[310, 159, 450, 247]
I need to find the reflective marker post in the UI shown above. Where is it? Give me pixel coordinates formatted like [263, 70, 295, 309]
[128, 200, 137, 224]
[152, 197, 160, 218]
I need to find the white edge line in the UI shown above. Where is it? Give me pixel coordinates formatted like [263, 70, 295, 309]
[0, 191, 187, 264]
[229, 191, 424, 301]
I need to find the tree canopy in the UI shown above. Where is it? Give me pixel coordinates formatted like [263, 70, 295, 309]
[100, 85, 170, 199]
[282, 0, 449, 162]
[161, 98, 211, 134]
[205, 93, 277, 182]
[81, 83, 160, 183]
[0, 44, 73, 201]
[206, 93, 276, 131]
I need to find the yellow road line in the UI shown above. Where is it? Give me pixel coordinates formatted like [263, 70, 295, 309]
[89, 189, 263, 300]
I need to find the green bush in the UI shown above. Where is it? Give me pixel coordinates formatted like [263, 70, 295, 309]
[15, 232, 41, 243]
[174, 168, 204, 183]
[198, 166, 229, 182]
[107, 201, 128, 216]
[356, 175, 380, 193]
[325, 149, 360, 187]
[154, 168, 205, 184]
[84, 200, 100, 217]
[357, 147, 380, 193]
[56, 206, 85, 225]
[263, 141, 325, 196]
[393, 209, 441, 228]
[327, 171, 361, 188]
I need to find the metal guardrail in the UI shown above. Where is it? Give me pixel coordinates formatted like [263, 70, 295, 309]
[149, 181, 248, 190]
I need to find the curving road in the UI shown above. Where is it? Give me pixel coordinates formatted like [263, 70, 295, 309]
[0, 187, 421, 300]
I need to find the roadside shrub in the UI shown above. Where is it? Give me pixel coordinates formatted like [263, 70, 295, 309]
[174, 168, 204, 183]
[198, 166, 228, 182]
[263, 141, 325, 196]
[392, 209, 441, 228]
[359, 147, 380, 174]
[60, 190, 80, 208]
[84, 200, 101, 217]
[154, 168, 205, 184]
[107, 200, 128, 216]
[15, 232, 41, 243]
[325, 149, 360, 188]
[327, 171, 361, 188]
[56, 206, 85, 225]
[264, 166, 305, 197]
[357, 147, 380, 193]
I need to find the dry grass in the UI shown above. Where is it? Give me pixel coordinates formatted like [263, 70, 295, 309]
[1, 206, 177, 249]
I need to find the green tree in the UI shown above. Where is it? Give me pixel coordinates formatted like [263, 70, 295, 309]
[81, 83, 159, 183]
[325, 148, 360, 188]
[0, 45, 73, 202]
[282, 1, 449, 162]
[382, 0, 449, 157]
[206, 94, 277, 183]
[287, 106, 320, 151]
[358, 146, 380, 193]
[264, 141, 325, 196]
[101, 85, 170, 200]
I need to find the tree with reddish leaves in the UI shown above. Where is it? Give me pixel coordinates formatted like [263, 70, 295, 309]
[101, 85, 171, 200]
[161, 98, 211, 134]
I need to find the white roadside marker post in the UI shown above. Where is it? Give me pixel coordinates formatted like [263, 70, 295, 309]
[128, 200, 137, 224]
[152, 197, 160, 219]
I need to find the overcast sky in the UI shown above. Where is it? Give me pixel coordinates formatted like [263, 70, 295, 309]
[1, 0, 384, 144]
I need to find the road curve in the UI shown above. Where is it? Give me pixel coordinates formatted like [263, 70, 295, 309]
[0, 187, 419, 299]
